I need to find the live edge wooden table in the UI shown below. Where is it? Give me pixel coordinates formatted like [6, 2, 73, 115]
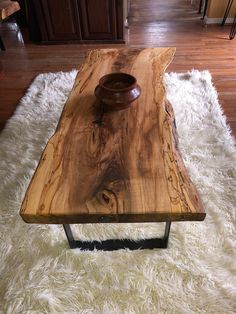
[20, 48, 206, 250]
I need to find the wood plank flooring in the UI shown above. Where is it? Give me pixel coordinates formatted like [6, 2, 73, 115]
[0, 0, 236, 136]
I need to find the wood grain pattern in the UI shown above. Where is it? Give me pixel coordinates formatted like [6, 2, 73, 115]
[20, 48, 205, 224]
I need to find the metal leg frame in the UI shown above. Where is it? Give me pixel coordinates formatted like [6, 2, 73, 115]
[63, 222, 171, 250]
[230, 14, 236, 39]
[222, 0, 234, 26]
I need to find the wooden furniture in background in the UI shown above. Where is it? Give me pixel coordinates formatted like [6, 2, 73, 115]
[0, 0, 20, 50]
[28, 0, 125, 43]
[0, 0, 20, 20]
[20, 48, 205, 250]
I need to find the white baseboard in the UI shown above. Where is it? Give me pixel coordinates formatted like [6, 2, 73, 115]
[204, 17, 234, 25]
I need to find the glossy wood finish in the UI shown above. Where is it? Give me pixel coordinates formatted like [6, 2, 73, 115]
[20, 48, 205, 224]
[36, 0, 82, 41]
[79, 0, 116, 40]
[28, 0, 124, 43]
[0, 0, 235, 135]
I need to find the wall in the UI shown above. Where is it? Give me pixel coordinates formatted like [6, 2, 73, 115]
[207, 0, 236, 18]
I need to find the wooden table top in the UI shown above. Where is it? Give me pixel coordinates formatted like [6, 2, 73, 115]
[20, 48, 205, 224]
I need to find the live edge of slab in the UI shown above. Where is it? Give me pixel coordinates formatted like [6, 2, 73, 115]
[20, 48, 206, 224]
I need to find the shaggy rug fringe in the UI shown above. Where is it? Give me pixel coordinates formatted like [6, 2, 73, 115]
[0, 70, 235, 313]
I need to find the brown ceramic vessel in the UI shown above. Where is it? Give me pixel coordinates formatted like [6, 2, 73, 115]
[94, 72, 141, 111]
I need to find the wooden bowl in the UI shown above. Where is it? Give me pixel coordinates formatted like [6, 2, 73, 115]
[94, 73, 141, 111]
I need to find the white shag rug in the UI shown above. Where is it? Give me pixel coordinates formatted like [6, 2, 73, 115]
[0, 70, 236, 313]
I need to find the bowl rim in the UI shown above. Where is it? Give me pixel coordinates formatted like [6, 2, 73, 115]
[98, 72, 137, 92]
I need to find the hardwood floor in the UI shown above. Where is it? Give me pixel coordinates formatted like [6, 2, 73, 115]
[0, 0, 236, 136]
[129, 0, 201, 22]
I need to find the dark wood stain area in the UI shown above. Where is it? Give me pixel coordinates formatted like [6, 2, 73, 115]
[26, 0, 124, 43]
[78, 0, 117, 40]
[39, 0, 82, 41]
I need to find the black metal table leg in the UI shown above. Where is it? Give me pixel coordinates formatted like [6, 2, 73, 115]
[222, 0, 234, 26]
[63, 224, 77, 249]
[63, 222, 172, 251]
[230, 14, 236, 39]
[0, 36, 5, 51]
